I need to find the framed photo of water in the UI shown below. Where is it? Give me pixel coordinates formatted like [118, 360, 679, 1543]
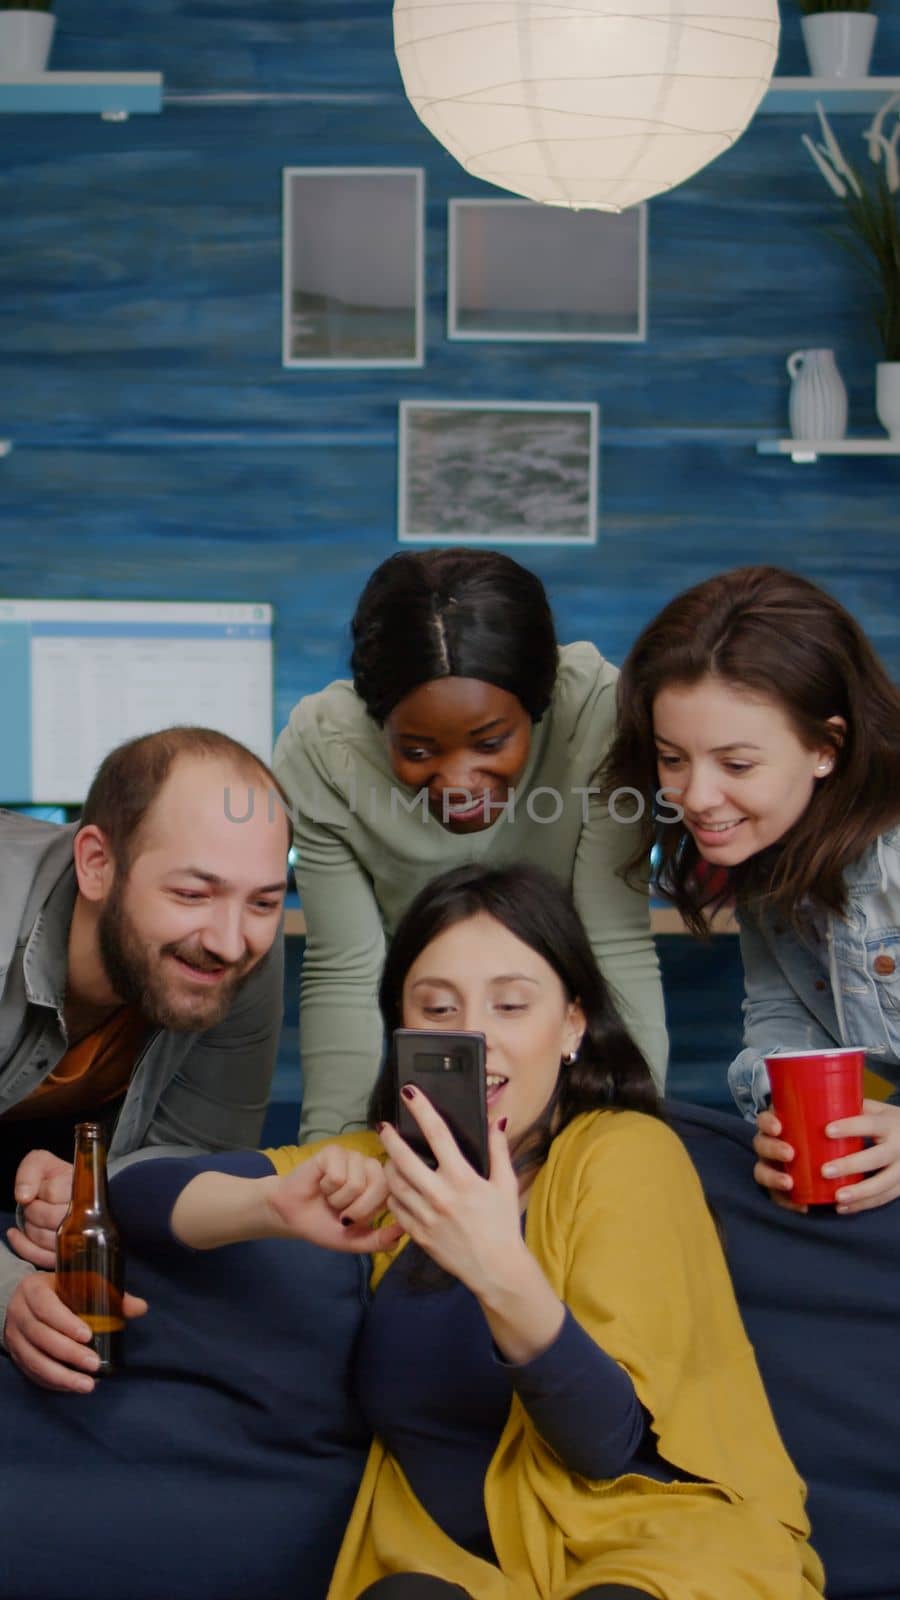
[282, 168, 425, 367]
[447, 199, 647, 343]
[398, 401, 599, 546]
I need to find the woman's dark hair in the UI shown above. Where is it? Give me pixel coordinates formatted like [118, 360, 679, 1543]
[600, 565, 900, 933]
[370, 861, 660, 1172]
[350, 549, 558, 724]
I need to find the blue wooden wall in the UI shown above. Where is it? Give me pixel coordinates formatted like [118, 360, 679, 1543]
[2, 0, 898, 743]
[4, 0, 896, 1123]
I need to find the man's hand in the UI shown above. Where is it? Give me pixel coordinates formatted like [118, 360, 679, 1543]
[6, 1150, 74, 1268]
[3, 1272, 148, 1394]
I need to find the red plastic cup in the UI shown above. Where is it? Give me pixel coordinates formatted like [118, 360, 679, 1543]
[764, 1047, 865, 1205]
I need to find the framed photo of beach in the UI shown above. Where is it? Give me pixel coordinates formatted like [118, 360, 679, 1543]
[448, 198, 647, 342]
[398, 400, 599, 546]
[282, 168, 425, 367]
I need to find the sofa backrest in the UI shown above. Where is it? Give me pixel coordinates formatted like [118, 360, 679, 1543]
[670, 1100, 900, 1600]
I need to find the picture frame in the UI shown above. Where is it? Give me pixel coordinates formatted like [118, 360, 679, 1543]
[282, 168, 425, 367]
[447, 198, 647, 343]
[398, 400, 599, 546]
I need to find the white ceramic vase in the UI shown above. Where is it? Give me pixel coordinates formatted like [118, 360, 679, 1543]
[0, 9, 56, 73]
[787, 348, 848, 441]
[801, 12, 878, 79]
[875, 362, 900, 439]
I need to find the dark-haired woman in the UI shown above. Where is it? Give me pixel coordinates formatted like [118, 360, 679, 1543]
[274, 548, 667, 1141]
[602, 564, 900, 1214]
[166, 862, 823, 1600]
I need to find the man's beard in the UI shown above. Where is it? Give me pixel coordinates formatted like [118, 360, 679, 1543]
[97, 877, 253, 1033]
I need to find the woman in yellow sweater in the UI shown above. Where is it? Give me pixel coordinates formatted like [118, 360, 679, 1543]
[171, 863, 824, 1600]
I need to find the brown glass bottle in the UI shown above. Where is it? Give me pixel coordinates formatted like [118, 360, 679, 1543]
[56, 1122, 125, 1374]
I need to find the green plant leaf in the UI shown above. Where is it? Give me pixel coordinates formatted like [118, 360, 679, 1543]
[807, 106, 900, 360]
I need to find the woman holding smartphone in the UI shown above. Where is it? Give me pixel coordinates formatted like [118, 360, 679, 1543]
[273, 547, 667, 1142]
[601, 564, 900, 1214]
[162, 862, 823, 1600]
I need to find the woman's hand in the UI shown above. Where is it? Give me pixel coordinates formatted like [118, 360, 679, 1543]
[379, 1087, 566, 1363]
[751, 1110, 809, 1214]
[820, 1099, 900, 1214]
[266, 1144, 404, 1253]
[378, 1087, 523, 1297]
[171, 1146, 404, 1252]
[752, 1101, 900, 1215]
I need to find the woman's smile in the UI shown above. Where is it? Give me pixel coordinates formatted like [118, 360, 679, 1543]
[386, 677, 532, 835]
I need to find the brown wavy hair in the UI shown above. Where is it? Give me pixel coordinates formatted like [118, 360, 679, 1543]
[600, 566, 900, 934]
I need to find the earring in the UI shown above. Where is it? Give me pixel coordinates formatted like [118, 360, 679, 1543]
[817, 760, 833, 775]
[563, 1049, 579, 1065]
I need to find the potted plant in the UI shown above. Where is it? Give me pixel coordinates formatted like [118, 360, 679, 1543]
[0, 0, 55, 75]
[803, 95, 900, 435]
[799, 0, 878, 80]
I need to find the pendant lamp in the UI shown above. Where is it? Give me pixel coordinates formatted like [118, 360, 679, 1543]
[393, 0, 780, 211]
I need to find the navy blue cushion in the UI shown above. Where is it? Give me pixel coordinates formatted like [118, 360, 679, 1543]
[0, 1152, 369, 1600]
[669, 1100, 900, 1600]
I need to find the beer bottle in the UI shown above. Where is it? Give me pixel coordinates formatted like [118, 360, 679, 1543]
[56, 1121, 125, 1374]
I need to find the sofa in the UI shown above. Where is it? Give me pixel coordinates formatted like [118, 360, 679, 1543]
[670, 1102, 900, 1600]
[1, 1107, 898, 1600]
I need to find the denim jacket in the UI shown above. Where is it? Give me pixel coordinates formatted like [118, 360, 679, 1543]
[728, 827, 900, 1119]
[0, 811, 284, 1340]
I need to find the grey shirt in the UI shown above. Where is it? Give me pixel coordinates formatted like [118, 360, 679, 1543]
[0, 811, 283, 1339]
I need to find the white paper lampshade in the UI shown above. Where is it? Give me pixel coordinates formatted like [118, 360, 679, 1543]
[393, 0, 780, 211]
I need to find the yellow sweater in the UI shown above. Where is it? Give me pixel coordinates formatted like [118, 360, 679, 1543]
[267, 1113, 825, 1600]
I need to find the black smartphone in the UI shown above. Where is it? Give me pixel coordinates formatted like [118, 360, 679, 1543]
[394, 1028, 489, 1178]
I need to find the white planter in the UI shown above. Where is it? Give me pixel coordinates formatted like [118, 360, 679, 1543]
[0, 9, 55, 75]
[801, 12, 878, 79]
[787, 348, 848, 440]
[0, 9, 56, 73]
[875, 362, 900, 439]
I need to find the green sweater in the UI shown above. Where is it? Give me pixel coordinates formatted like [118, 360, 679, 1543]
[274, 642, 667, 1140]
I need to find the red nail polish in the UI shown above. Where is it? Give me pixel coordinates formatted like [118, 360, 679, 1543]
[375, 1121, 385, 1133]
[400, 1085, 415, 1101]
[498, 1117, 508, 1133]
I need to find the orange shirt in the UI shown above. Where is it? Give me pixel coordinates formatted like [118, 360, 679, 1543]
[1, 1008, 148, 1122]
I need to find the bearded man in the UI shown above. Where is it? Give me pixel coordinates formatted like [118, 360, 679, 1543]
[0, 725, 290, 1387]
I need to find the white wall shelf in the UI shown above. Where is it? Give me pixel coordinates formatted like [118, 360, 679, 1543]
[0, 74, 890, 118]
[0, 72, 162, 117]
[757, 438, 900, 462]
[760, 77, 900, 113]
